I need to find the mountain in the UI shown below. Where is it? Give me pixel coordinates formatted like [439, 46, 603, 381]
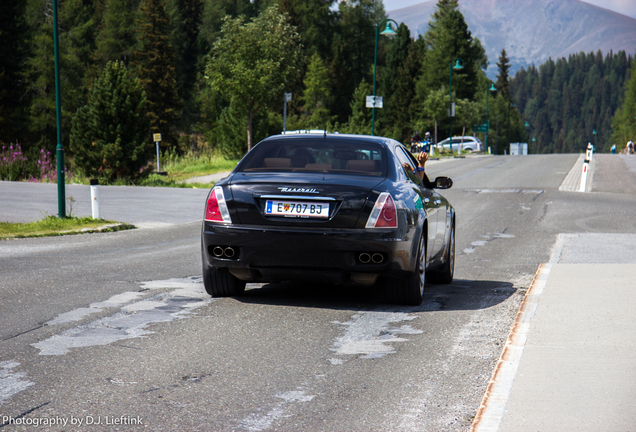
[388, 0, 636, 78]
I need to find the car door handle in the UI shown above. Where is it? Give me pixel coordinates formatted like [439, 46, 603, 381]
[434, 199, 441, 206]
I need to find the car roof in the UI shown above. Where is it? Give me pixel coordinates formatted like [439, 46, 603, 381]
[441, 136, 479, 142]
[260, 133, 395, 148]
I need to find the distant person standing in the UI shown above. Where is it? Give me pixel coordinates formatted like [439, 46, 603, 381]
[627, 141, 634, 155]
[422, 131, 432, 153]
[410, 131, 421, 153]
[611, 144, 617, 154]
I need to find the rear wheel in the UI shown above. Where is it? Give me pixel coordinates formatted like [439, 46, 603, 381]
[385, 236, 426, 305]
[203, 267, 246, 297]
[427, 222, 455, 284]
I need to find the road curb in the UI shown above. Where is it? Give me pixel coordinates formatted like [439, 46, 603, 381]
[470, 263, 552, 432]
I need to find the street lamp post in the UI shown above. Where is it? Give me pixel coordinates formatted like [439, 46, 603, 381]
[448, 58, 464, 141]
[371, 19, 397, 136]
[507, 101, 516, 151]
[53, 0, 65, 218]
[485, 83, 496, 153]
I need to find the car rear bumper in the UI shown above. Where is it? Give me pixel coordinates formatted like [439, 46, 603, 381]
[201, 223, 418, 285]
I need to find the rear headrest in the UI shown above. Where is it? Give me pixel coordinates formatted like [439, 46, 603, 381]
[263, 158, 291, 168]
[346, 160, 379, 172]
[305, 163, 333, 170]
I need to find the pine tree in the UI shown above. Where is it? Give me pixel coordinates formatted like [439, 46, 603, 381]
[94, 0, 140, 67]
[495, 49, 511, 99]
[0, 0, 29, 142]
[611, 58, 636, 149]
[170, 0, 203, 112]
[302, 53, 334, 128]
[22, 0, 58, 151]
[391, 42, 423, 143]
[134, 0, 181, 149]
[510, 51, 633, 153]
[278, 0, 336, 59]
[341, 80, 374, 135]
[326, 33, 352, 124]
[420, 0, 484, 102]
[21, 0, 98, 151]
[333, 0, 386, 123]
[379, 23, 412, 140]
[70, 61, 151, 180]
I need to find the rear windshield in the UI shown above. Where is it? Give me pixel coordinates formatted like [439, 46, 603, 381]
[238, 138, 387, 177]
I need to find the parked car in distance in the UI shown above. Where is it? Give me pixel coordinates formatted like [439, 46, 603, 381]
[201, 133, 456, 306]
[435, 136, 482, 153]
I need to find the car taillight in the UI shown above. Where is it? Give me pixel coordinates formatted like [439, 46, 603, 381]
[365, 192, 397, 229]
[205, 186, 232, 223]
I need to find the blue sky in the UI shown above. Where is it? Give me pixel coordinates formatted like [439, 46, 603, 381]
[382, 0, 636, 19]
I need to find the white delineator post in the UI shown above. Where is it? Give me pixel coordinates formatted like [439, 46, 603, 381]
[90, 178, 100, 219]
[579, 143, 593, 192]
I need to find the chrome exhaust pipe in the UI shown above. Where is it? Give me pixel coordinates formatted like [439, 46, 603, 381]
[224, 247, 235, 258]
[212, 246, 224, 257]
[372, 253, 384, 264]
[359, 253, 371, 264]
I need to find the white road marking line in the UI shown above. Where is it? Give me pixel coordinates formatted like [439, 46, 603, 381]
[465, 189, 544, 195]
[0, 361, 34, 406]
[464, 233, 515, 255]
[239, 390, 316, 432]
[32, 278, 212, 356]
[331, 311, 423, 360]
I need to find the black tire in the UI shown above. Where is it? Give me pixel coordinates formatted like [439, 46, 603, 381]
[427, 221, 455, 285]
[385, 236, 426, 305]
[203, 266, 246, 297]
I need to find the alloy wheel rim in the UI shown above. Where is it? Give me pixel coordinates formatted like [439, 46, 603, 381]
[449, 226, 455, 279]
[418, 238, 426, 294]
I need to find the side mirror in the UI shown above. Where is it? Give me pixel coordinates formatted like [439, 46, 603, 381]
[435, 176, 453, 189]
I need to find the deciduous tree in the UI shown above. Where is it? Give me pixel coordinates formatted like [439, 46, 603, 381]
[205, 7, 303, 151]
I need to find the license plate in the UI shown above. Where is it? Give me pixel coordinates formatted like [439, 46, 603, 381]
[265, 200, 329, 218]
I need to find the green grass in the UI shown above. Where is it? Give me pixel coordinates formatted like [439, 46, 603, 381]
[68, 150, 239, 188]
[162, 150, 238, 181]
[136, 151, 238, 187]
[0, 216, 135, 240]
[1, 151, 236, 239]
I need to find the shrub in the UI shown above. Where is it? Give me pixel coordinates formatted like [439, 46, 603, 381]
[0, 143, 27, 181]
[70, 61, 151, 181]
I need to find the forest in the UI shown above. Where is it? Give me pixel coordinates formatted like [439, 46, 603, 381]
[0, 0, 635, 182]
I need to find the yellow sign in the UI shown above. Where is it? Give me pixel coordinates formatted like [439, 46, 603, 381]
[153, 133, 162, 142]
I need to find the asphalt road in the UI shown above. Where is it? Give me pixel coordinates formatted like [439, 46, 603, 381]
[1, 154, 636, 431]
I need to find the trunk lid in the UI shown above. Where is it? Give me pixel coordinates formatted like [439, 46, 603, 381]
[227, 172, 384, 228]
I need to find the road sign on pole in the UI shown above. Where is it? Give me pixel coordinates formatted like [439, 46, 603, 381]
[474, 122, 489, 133]
[366, 96, 383, 108]
[283, 93, 292, 133]
[154, 133, 162, 173]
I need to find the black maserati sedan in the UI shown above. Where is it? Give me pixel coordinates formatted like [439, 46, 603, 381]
[201, 132, 455, 305]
